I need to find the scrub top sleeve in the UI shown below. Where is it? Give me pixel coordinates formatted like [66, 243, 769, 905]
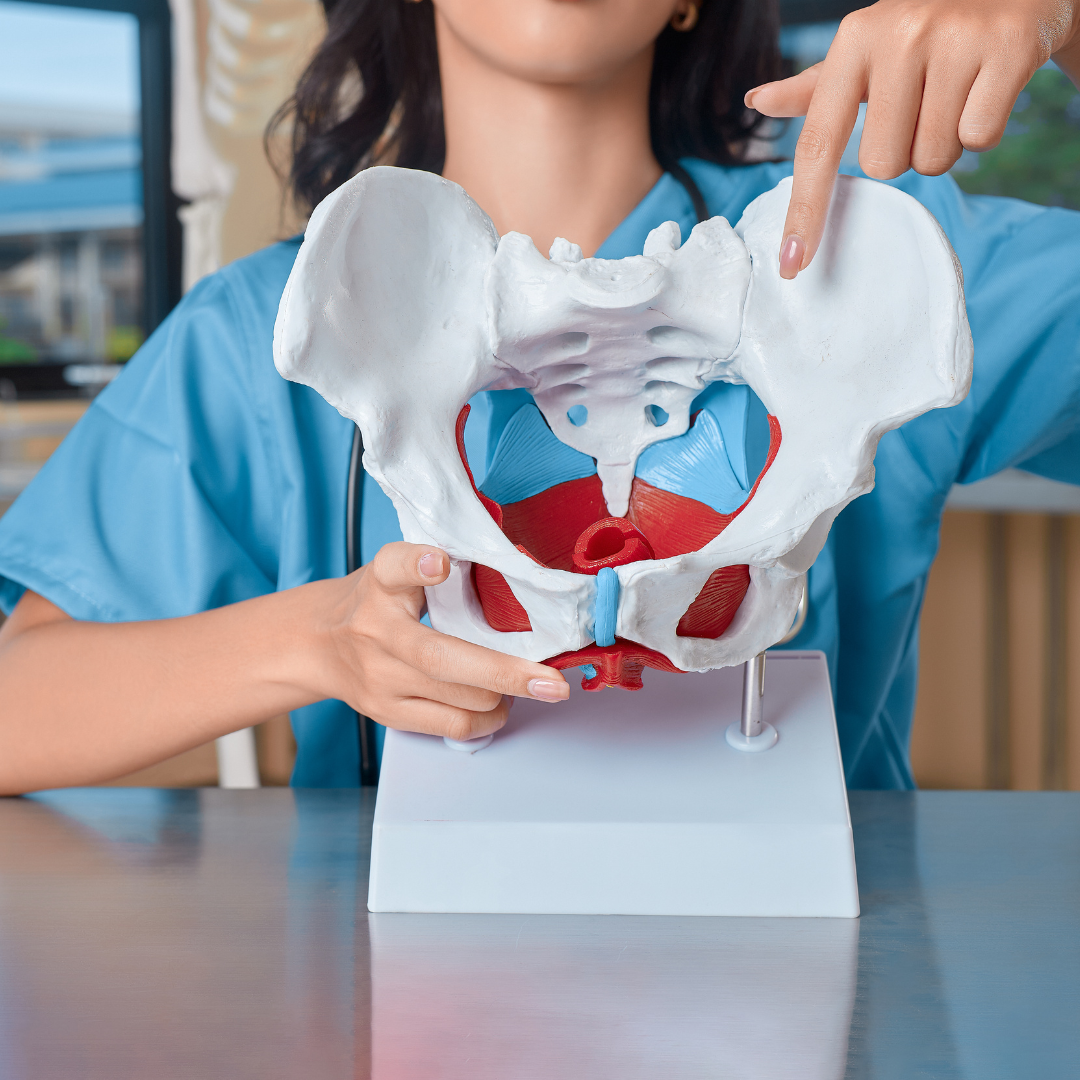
[0, 271, 283, 622]
[889, 174, 1080, 489]
[1017, 431, 1080, 485]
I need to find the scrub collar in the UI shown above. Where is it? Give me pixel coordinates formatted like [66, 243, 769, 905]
[595, 171, 700, 261]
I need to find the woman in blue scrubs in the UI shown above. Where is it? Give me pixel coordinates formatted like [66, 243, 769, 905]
[0, 0, 1078, 792]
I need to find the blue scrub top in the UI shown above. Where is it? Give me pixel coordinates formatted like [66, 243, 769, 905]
[1, 160, 1077, 789]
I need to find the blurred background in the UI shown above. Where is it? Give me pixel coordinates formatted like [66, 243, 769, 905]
[0, 0, 1077, 789]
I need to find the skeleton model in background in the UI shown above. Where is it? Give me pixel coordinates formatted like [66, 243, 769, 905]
[275, 167, 972, 690]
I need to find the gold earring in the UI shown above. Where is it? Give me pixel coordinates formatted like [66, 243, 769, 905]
[670, 1, 699, 32]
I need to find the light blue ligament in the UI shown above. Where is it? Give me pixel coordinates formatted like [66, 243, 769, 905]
[479, 404, 595, 505]
[593, 567, 619, 647]
[634, 399, 751, 514]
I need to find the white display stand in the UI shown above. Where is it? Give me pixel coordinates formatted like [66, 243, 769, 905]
[368, 650, 859, 917]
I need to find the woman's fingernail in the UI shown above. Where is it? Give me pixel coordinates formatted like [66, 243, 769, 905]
[418, 552, 443, 580]
[744, 88, 761, 108]
[527, 678, 568, 702]
[779, 234, 805, 279]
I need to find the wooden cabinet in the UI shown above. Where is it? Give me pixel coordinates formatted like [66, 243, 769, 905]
[913, 512, 1080, 790]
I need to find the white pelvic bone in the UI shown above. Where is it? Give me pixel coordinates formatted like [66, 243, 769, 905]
[275, 167, 972, 671]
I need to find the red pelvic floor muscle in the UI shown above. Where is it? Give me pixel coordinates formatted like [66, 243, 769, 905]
[455, 405, 784, 687]
[546, 639, 683, 692]
[456, 404, 533, 633]
[500, 475, 609, 571]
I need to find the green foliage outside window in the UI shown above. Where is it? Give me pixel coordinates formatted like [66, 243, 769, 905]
[951, 66, 1080, 210]
[0, 318, 36, 364]
[106, 326, 143, 361]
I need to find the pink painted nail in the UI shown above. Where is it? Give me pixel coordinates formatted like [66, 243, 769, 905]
[779, 234, 805, 279]
[418, 552, 443, 579]
[527, 678, 568, 702]
[744, 84, 766, 109]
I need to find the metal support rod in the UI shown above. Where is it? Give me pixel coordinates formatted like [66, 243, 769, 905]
[734, 575, 807, 742]
[741, 651, 767, 738]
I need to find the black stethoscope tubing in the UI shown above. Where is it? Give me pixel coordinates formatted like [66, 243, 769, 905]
[347, 425, 382, 786]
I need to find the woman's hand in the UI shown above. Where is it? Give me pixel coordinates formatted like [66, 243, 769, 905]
[0, 542, 568, 792]
[316, 542, 569, 743]
[745, 0, 1080, 278]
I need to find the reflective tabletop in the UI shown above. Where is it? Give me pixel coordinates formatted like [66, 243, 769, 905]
[0, 789, 1076, 1079]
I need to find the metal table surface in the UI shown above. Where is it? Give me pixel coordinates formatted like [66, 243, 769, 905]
[0, 789, 1076, 1079]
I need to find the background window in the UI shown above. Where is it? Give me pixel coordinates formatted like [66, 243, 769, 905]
[0, 0, 177, 513]
[0, 0, 142, 385]
[0, 0, 177, 400]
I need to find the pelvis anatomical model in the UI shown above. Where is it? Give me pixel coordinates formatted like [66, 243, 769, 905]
[275, 167, 972, 689]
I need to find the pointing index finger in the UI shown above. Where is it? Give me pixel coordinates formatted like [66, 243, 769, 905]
[782, 46, 867, 278]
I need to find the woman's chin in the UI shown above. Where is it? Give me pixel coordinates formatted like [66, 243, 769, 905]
[433, 0, 672, 85]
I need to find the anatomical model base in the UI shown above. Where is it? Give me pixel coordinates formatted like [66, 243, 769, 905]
[275, 167, 972, 689]
[368, 652, 859, 916]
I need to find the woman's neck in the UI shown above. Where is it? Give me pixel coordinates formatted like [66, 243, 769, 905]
[436, 14, 662, 258]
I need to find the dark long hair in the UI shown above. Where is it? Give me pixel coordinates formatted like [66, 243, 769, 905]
[270, 0, 782, 215]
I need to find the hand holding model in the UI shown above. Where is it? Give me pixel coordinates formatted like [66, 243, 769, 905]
[747, 0, 1080, 277]
[318, 543, 569, 734]
[0, 546, 567, 792]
